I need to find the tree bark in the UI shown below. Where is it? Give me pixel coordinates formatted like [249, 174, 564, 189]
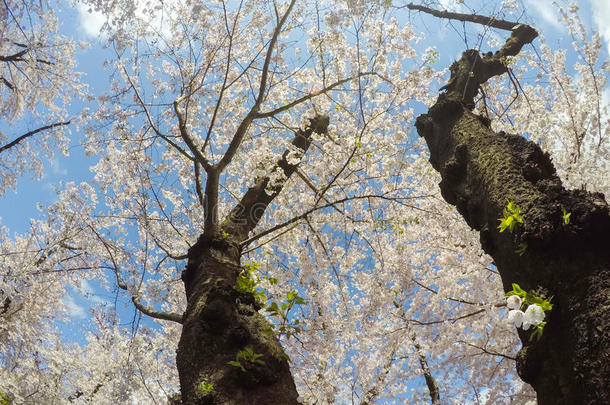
[414, 25, 610, 404]
[176, 236, 299, 405]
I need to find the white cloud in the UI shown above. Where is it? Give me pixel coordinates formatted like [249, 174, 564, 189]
[591, 0, 610, 55]
[81, 279, 109, 305]
[75, 3, 106, 38]
[50, 157, 67, 176]
[62, 293, 86, 319]
[525, 0, 562, 30]
[75, 0, 177, 40]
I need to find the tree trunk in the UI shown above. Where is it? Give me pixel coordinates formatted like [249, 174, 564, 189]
[175, 116, 328, 404]
[415, 26, 610, 404]
[176, 235, 299, 404]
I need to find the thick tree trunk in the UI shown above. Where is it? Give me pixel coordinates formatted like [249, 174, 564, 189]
[176, 235, 299, 404]
[415, 26, 610, 404]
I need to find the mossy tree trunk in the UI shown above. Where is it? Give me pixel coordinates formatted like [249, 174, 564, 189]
[414, 20, 610, 405]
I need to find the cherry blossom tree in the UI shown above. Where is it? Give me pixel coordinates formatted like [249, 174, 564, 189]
[1, 0, 608, 404]
[0, 0, 83, 196]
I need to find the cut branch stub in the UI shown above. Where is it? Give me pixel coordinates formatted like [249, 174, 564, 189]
[440, 25, 537, 105]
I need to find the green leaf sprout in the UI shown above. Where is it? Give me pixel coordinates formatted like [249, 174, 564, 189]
[200, 381, 214, 394]
[498, 200, 524, 233]
[228, 347, 266, 372]
[562, 208, 571, 225]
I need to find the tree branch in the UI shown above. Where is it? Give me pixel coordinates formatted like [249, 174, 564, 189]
[222, 114, 329, 241]
[253, 72, 376, 119]
[360, 343, 398, 405]
[413, 339, 441, 405]
[90, 226, 184, 324]
[130, 295, 183, 324]
[173, 98, 211, 171]
[240, 193, 422, 248]
[122, 68, 195, 163]
[0, 121, 70, 154]
[406, 3, 524, 31]
[0, 48, 28, 62]
[435, 24, 537, 105]
[202, 0, 244, 152]
[1, 76, 15, 91]
[194, 161, 205, 209]
[458, 340, 516, 361]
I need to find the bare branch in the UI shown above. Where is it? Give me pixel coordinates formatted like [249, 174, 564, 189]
[240, 193, 422, 248]
[0, 121, 70, 154]
[406, 3, 524, 31]
[411, 277, 506, 308]
[253, 72, 376, 119]
[122, 68, 195, 163]
[203, 0, 245, 152]
[407, 308, 487, 326]
[458, 340, 516, 361]
[1, 76, 15, 90]
[173, 98, 212, 171]
[0, 48, 28, 62]
[90, 226, 184, 324]
[253, 0, 297, 106]
[130, 295, 183, 324]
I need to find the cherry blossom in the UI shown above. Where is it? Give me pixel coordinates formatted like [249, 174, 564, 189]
[507, 294, 522, 310]
[523, 304, 546, 330]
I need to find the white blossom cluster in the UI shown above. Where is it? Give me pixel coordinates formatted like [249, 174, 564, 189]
[506, 296, 546, 330]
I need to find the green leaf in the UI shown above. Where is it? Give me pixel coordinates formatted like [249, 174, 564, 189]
[562, 208, 571, 225]
[228, 360, 245, 372]
[505, 283, 526, 299]
[529, 322, 546, 342]
[498, 200, 524, 233]
[266, 302, 280, 314]
[200, 382, 214, 394]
